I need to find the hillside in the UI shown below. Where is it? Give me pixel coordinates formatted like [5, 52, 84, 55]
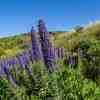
[1, 22, 100, 57]
[0, 33, 30, 57]
[1, 21, 100, 99]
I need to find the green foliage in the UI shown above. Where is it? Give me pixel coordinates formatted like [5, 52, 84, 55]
[1, 63, 100, 100]
[0, 48, 5, 56]
[79, 39, 100, 81]
[0, 34, 30, 57]
[1, 22, 100, 99]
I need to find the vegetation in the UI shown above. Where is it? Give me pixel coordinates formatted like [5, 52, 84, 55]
[0, 21, 100, 100]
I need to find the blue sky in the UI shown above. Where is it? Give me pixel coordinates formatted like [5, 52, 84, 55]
[0, 0, 99, 37]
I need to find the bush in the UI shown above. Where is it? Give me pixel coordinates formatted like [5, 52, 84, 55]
[0, 48, 5, 56]
[1, 63, 100, 100]
[82, 66, 100, 81]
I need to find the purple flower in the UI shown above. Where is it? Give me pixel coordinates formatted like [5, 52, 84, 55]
[30, 26, 43, 62]
[23, 55, 32, 76]
[54, 47, 65, 59]
[12, 58, 17, 69]
[17, 55, 26, 69]
[17, 54, 33, 76]
[38, 19, 58, 72]
[29, 49, 35, 64]
[38, 20, 49, 41]
[23, 57, 33, 76]
[23, 51, 31, 62]
[58, 48, 65, 58]
[7, 58, 17, 72]
[38, 19, 52, 48]
[2, 62, 17, 87]
[2, 62, 9, 74]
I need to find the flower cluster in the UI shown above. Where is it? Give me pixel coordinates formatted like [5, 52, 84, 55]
[38, 19, 58, 72]
[0, 52, 34, 87]
[54, 47, 65, 59]
[0, 19, 65, 87]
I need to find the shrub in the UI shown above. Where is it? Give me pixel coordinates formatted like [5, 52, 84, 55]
[0, 48, 5, 56]
[74, 25, 83, 32]
[82, 66, 100, 81]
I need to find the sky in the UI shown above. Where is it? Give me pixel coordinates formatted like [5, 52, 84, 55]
[0, 0, 99, 37]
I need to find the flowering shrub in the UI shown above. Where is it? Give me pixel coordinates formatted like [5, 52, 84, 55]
[1, 20, 100, 100]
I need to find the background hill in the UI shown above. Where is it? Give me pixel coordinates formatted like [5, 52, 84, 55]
[0, 22, 100, 57]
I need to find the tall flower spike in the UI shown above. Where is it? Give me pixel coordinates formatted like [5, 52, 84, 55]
[2, 62, 17, 87]
[22, 55, 33, 76]
[30, 26, 43, 62]
[38, 19, 51, 48]
[17, 55, 26, 69]
[58, 48, 65, 58]
[38, 19, 58, 72]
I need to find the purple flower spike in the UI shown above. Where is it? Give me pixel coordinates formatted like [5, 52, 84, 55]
[2, 62, 17, 87]
[38, 20, 49, 41]
[54, 48, 58, 59]
[27, 49, 35, 64]
[58, 48, 65, 58]
[17, 55, 26, 69]
[38, 19, 58, 72]
[12, 58, 17, 70]
[30, 26, 43, 62]
[54, 48, 65, 59]
[2, 62, 9, 74]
